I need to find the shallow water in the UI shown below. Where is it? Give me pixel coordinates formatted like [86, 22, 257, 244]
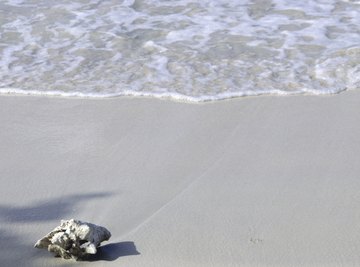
[0, 0, 359, 101]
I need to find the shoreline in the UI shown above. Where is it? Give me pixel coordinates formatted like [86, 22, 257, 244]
[1, 90, 360, 266]
[0, 87, 349, 104]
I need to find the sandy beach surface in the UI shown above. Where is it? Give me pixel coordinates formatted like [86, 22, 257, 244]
[1, 90, 360, 267]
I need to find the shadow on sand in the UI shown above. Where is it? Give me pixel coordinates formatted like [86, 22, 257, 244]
[84, 241, 140, 261]
[0, 192, 112, 222]
[0, 192, 140, 265]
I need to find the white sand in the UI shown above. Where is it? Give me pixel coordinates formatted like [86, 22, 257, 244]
[1, 90, 360, 266]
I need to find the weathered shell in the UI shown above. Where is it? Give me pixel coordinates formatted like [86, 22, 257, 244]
[35, 219, 111, 260]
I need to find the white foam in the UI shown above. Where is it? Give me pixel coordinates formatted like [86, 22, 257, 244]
[0, 0, 359, 102]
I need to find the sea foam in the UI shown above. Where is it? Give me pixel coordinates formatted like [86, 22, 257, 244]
[0, 0, 359, 101]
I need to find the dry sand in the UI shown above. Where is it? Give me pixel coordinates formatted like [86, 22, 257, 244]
[1, 90, 360, 266]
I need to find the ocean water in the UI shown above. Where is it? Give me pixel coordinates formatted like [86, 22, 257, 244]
[0, 0, 359, 102]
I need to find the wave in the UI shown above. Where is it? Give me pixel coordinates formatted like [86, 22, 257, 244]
[0, 86, 349, 103]
[0, 0, 359, 102]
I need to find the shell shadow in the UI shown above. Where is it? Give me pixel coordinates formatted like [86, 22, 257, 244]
[84, 241, 140, 261]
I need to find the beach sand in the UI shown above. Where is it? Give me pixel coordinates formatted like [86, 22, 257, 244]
[1, 90, 360, 266]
